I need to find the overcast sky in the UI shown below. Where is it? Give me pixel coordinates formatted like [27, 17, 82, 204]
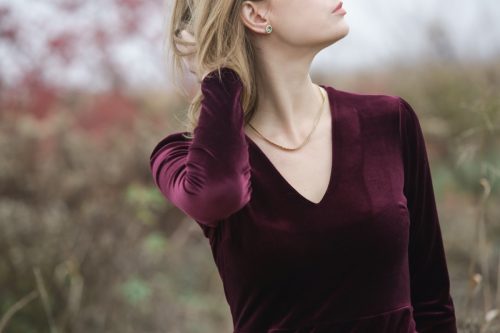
[318, 0, 499, 72]
[1, 0, 499, 90]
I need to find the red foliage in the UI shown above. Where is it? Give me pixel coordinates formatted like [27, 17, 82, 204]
[75, 90, 138, 140]
[0, 5, 10, 18]
[48, 32, 76, 64]
[115, 0, 146, 10]
[0, 26, 17, 42]
[0, 0, 164, 137]
[0, 5, 17, 42]
[57, 0, 84, 12]
[19, 69, 59, 120]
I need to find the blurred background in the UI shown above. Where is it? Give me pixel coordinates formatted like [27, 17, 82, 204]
[0, 0, 499, 332]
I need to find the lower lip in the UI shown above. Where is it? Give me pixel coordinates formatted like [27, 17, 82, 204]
[333, 7, 346, 15]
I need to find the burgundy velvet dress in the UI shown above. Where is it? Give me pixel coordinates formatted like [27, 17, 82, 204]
[149, 67, 457, 333]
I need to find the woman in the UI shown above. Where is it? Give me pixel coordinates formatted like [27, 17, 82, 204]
[150, 0, 458, 332]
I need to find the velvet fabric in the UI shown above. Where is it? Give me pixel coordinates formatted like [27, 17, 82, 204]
[150, 67, 457, 333]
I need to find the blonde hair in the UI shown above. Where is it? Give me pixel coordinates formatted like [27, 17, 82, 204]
[167, 0, 262, 139]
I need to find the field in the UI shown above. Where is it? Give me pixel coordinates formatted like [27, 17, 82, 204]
[0, 57, 499, 332]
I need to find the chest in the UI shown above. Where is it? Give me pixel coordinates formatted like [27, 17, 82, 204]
[244, 114, 333, 205]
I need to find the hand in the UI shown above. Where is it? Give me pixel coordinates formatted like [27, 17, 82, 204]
[175, 29, 210, 80]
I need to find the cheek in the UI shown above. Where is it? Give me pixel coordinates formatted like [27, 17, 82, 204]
[273, 1, 348, 45]
[278, 10, 320, 35]
[320, 13, 350, 39]
[281, 13, 346, 44]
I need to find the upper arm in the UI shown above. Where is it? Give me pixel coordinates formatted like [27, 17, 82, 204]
[149, 67, 252, 228]
[398, 97, 457, 332]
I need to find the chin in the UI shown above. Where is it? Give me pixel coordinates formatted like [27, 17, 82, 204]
[338, 21, 350, 36]
[325, 24, 349, 45]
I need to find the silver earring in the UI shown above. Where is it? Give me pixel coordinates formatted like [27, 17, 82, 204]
[265, 24, 272, 34]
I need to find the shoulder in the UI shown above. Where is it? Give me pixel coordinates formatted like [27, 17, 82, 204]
[150, 131, 192, 162]
[329, 87, 409, 131]
[327, 87, 424, 145]
[332, 87, 402, 116]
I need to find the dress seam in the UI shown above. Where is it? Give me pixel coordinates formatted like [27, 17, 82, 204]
[234, 303, 413, 332]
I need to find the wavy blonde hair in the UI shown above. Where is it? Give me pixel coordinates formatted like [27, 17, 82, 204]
[167, 0, 262, 139]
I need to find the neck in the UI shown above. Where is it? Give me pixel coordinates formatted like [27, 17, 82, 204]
[250, 59, 324, 142]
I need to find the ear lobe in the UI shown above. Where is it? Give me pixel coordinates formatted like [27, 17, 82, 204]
[240, 1, 271, 34]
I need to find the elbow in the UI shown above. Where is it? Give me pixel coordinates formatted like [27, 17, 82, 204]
[151, 148, 253, 227]
[165, 171, 252, 227]
[180, 176, 252, 226]
[188, 184, 251, 226]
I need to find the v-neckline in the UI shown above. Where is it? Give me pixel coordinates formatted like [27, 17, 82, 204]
[244, 84, 341, 207]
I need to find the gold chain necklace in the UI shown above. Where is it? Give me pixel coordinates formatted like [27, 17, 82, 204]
[248, 85, 326, 151]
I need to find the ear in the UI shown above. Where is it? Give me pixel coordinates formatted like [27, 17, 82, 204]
[240, 1, 271, 34]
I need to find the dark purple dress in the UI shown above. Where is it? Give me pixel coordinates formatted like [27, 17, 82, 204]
[150, 67, 458, 333]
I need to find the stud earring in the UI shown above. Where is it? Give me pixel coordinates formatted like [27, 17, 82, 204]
[265, 24, 272, 34]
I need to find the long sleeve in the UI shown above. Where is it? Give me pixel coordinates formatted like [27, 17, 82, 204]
[149, 67, 252, 227]
[399, 97, 457, 332]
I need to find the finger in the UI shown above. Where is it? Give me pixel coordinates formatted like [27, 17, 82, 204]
[175, 40, 195, 55]
[179, 29, 196, 43]
[181, 29, 195, 40]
